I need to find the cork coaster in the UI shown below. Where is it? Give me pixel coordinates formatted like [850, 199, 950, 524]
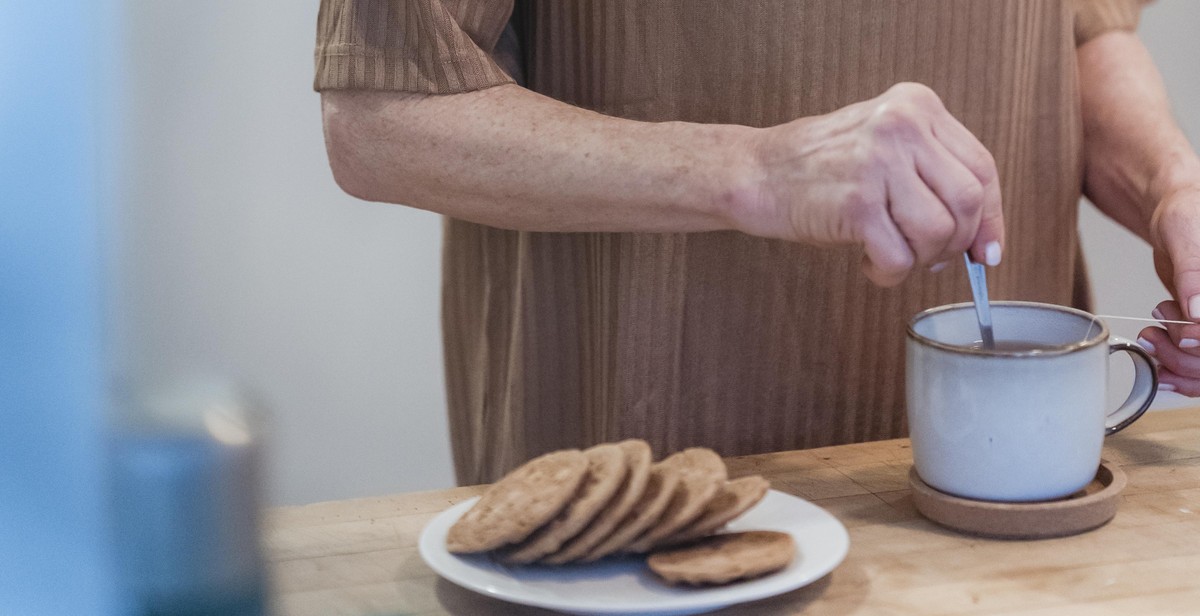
[909, 461, 1126, 540]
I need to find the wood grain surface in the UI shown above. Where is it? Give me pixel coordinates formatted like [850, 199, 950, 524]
[267, 408, 1200, 615]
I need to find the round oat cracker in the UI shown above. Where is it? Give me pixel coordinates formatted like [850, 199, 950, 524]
[581, 464, 681, 562]
[542, 439, 653, 564]
[657, 475, 770, 547]
[445, 449, 588, 554]
[648, 530, 796, 586]
[624, 448, 726, 553]
[501, 443, 628, 564]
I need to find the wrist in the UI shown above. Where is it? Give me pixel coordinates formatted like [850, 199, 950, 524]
[705, 124, 781, 238]
[1148, 153, 1200, 250]
[1148, 146, 1200, 207]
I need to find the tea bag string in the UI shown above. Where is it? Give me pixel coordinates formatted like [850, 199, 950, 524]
[1082, 314, 1193, 343]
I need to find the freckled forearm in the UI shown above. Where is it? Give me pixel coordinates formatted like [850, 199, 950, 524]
[1077, 31, 1200, 241]
[320, 85, 761, 234]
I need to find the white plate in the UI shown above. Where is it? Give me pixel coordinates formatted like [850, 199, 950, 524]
[418, 489, 849, 615]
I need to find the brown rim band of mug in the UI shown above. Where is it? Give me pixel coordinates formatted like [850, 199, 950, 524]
[907, 301, 1109, 358]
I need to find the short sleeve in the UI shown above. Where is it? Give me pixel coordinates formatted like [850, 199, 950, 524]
[1072, 0, 1149, 46]
[314, 0, 516, 94]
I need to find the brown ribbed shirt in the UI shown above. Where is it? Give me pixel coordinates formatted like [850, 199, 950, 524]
[315, 0, 1144, 485]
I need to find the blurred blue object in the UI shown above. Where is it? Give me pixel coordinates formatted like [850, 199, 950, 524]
[112, 380, 268, 616]
[0, 1, 123, 614]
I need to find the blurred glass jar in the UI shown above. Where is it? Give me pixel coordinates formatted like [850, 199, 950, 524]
[111, 379, 267, 616]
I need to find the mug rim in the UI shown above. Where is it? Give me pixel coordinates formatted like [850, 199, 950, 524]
[907, 301, 1110, 357]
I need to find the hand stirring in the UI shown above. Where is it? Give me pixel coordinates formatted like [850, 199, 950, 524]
[964, 252, 995, 349]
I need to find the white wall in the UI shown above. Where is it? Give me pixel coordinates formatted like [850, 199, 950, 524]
[115, 1, 453, 506]
[116, 1, 1200, 506]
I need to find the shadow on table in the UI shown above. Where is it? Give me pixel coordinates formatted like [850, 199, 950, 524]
[434, 577, 557, 615]
[1105, 433, 1200, 468]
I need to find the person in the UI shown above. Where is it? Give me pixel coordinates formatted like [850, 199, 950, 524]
[314, 0, 1200, 485]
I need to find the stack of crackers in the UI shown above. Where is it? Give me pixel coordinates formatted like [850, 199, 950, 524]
[445, 440, 795, 585]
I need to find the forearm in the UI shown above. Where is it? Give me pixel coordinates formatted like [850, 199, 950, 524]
[321, 85, 759, 233]
[321, 82, 1005, 287]
[1078, 31, 1200, 241]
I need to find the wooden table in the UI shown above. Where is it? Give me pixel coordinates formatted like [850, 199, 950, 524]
[267, 408, 1200, 615]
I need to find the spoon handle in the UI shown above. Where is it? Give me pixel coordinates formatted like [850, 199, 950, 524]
[964, 253, 995, 348]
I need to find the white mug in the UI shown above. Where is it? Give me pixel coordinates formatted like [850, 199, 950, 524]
[906, 301, 1157, 502]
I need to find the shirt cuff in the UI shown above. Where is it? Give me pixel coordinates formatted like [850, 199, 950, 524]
[314, 0, 516, 94]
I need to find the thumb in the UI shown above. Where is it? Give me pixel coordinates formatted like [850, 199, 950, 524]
[967, 173, 1005, 267]
[860, 217, 915, 287]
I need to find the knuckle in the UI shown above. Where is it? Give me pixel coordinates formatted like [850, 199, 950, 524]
[897, 212, 954, 260]
[1169, 354, 1200, 378]
[950, 181, 986, 213]
[876, 247, 914, 273]
[842, 185, 870, 211]
[888, 82, 943, 109]
[977, 148, 998, 175]
[849, 143, 882, 176]
[1161, 359, 1188, 379]
[960, 147, 998, 181]
[924, 212, 956, 243]
[863, 264, 905, 288]
[869, 103, 920, 138]
[842, 187, 880, 230]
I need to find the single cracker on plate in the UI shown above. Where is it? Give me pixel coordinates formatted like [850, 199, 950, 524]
[647, 530, 796, 586]
[501, 443, 628, 564]
[624, 448, 726, 553]
[542, 440, 653, 565]
[580, 464, 681, 562]
[446, 449, 589, 554]
[656, 475, 771, 548]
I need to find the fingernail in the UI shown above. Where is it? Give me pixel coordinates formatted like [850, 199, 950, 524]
[929, 261, 948, 273]
[985, 241, 1002, 267]
[1182, 339, 1200, 349]
[1153, 308, 1165, 321]
[1190, 295, 1200, 321]
[1139, 337, 1157, 354]
[1160, 383, 1177, 392]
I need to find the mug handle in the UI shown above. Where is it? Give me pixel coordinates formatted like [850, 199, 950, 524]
[1105, 336, 1159, 436]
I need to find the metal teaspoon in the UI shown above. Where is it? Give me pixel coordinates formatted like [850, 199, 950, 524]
[964, 252, 995, 349]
